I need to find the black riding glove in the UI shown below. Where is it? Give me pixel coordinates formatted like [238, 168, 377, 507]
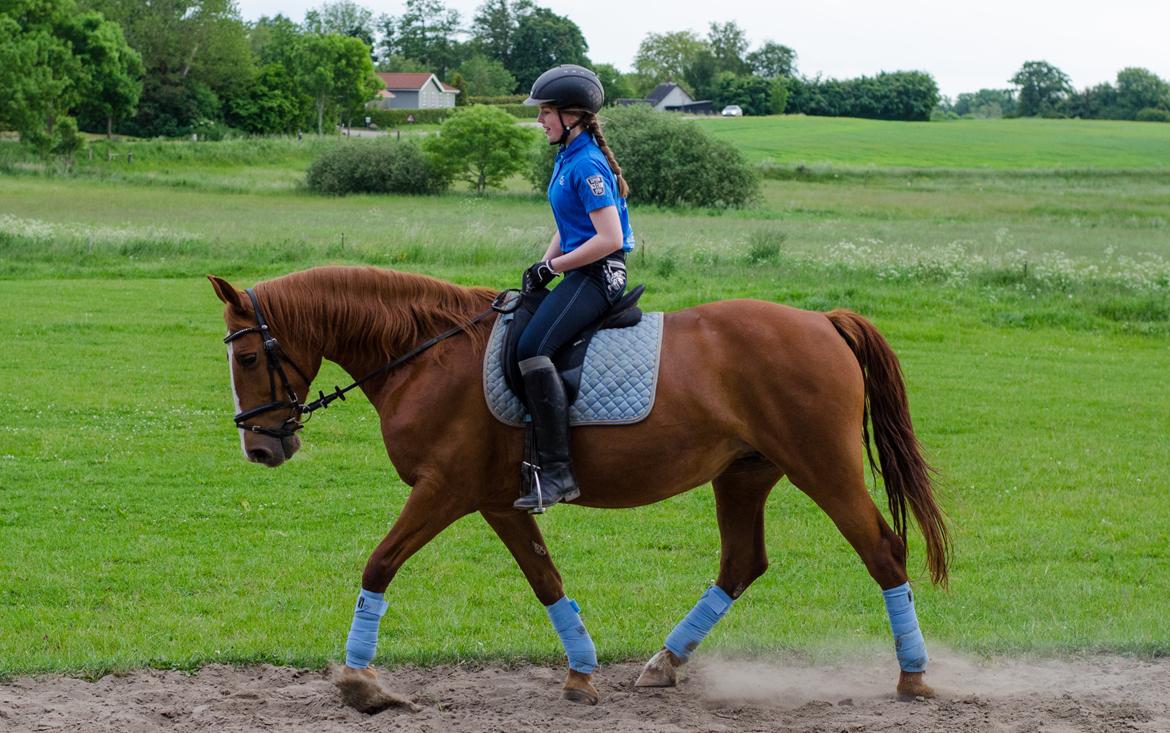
[522, 260, 558, 292]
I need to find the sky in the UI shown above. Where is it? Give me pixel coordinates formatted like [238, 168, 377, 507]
[234, 0, 1170, 99]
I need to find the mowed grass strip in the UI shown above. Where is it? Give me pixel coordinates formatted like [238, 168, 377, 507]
[0, 273, 1167, 678]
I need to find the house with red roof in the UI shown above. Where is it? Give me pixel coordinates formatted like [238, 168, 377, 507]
[372, 72, 460, 109]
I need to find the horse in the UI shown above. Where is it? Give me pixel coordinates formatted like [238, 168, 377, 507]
[209, 265, 950, 711]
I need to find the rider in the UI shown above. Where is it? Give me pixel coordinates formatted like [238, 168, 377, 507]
[513, 64, 635, 513]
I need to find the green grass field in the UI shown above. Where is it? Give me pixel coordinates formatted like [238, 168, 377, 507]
[1, 118, 1168, 678]
[695, 115, 1170, 170]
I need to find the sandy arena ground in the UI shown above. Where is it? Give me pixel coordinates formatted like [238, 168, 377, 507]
[2, 653, 1167, 732]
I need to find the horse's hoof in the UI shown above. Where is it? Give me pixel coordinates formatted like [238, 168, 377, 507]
[562, 670, 599, 705]
[635, 648, 681, 688]
[331, 664, 421, 714]
[896, 670, 935, 700]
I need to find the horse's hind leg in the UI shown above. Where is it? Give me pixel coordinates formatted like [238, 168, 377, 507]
[785, 451, 934, 699]
[637, 456, 781, 687]
[481, 509, 600, 706]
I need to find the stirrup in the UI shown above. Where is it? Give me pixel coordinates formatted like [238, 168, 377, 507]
[521, 461, 546, 514]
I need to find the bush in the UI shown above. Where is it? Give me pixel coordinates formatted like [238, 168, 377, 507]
[527, 105, 760, 208]
[1135, 107, 1170, 123]
[305, 139, 449, 195]
[424, 105, 535, 194]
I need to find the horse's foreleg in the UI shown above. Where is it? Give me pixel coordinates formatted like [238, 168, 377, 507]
[336, 483, 473, 713]
[481, 509, 599, 706]
[637, 459, 780, 688]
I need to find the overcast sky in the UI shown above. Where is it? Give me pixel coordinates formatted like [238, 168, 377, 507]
[234, 0, 1170, 99]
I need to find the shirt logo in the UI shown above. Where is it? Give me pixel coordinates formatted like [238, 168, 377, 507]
[558, 175, 565, 186]
[586, 174, 605, 196]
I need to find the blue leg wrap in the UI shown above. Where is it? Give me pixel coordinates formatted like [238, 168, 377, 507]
[883, 582, 928, 673]
[664, 585, 734, 661]
[546, 597, 597, 674]
[345, 588, 388, 669]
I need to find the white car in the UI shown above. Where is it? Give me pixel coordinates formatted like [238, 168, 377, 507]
[721, 105, 743, 117]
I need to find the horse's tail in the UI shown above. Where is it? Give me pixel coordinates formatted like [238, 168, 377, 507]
[826, 309, 951, 587]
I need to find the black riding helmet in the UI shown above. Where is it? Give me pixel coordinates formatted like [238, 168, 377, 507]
[524, 64, 605, 144]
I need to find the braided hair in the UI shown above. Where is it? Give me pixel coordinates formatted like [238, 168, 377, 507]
[563, 111, 629, 198]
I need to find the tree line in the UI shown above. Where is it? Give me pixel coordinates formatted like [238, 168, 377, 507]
[937, 61, 1170, 122]
[3, 0, 1167, 157]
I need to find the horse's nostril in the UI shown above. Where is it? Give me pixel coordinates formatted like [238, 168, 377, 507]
[248, 447, 274, 463]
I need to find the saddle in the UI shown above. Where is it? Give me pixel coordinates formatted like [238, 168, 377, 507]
[500, 284, 645, 405]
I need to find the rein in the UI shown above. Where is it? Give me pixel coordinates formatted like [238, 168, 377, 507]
[224, 287, 520, 438]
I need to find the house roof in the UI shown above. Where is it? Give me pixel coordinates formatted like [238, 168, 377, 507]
[376, 72, 460, 94]
[647, 82, 688, 106]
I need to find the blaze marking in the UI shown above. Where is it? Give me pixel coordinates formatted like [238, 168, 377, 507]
[227, 341, 247, 457]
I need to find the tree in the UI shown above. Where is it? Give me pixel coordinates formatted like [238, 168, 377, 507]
[592, 63, 637, 105]
[747, 41, 797, 79]
[457, 53, 517, 97]
[303, 0, 375, 47]
[954, 88, 1016, 118]
[706, 21, 749, 75]
[0, 0, 138, 151]
[1114, 67, 1170, 119]
[0, 4, 81, 150]
[509, 8, 589, 91]
[376, 0, 463, 79]
[633, 30, 706, 83]
[424, 105, 533, 193]
[66, 12, 143, 138]
[1010, 60, 1072, 116]
[468, 0, 533, 69]
[227, 63, 307, 133]
[297, 33, 381, 134]
[83, 0, 254, 136]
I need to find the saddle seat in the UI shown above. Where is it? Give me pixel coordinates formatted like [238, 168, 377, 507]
[501, 285, 645, 405]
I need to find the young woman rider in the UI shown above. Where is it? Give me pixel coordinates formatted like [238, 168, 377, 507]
[512, 64, 635, 513]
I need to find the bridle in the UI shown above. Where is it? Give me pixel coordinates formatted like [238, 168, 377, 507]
[223, 287, 518, 439]
[224, 288, 314, 439]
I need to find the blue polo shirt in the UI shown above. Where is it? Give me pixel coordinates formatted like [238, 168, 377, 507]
[548, 132, 635, 254]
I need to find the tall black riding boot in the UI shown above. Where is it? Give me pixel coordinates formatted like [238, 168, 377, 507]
[513, 355, 581, 513]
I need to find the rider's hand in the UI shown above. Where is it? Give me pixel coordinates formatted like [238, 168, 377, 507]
[522, 260, 557, 292]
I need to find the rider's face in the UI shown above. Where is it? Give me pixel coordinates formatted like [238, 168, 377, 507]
[537, 105, 580, 144]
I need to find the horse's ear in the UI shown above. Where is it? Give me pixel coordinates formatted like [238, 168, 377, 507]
[208, 275, 246, 313]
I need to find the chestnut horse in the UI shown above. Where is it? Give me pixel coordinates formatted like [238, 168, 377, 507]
[210, 265, 949, 710]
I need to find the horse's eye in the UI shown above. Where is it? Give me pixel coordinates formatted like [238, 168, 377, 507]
[237, 352, 259, 367]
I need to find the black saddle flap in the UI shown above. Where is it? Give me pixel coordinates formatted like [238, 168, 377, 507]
[502, 285, 645, 405]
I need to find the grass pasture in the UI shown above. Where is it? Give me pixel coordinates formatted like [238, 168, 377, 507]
[1, 118, 1168, 678]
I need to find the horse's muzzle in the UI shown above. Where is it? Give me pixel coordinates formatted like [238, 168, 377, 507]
[244, 433, 301, 467]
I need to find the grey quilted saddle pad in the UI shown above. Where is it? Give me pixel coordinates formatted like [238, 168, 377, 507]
[483, 310, 665, 427]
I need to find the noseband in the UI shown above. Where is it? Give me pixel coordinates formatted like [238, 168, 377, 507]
[223, 287, 517, 440]
[223, 288, 312, 439]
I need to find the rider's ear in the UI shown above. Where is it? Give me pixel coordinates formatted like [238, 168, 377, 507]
[208, 275, 247, 314]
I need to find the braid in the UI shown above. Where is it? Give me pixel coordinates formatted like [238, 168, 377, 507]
[583, 114, 630, 198]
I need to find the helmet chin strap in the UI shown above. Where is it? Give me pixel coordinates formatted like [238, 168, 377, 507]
[555, 110, 582, 146]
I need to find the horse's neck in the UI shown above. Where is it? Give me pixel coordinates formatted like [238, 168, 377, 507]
[286, 269, 488, 379]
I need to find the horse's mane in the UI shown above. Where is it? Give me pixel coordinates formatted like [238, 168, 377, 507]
[253, 266, 497, 358]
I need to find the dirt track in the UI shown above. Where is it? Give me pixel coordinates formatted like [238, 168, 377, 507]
[2, 653, 1167, 732]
